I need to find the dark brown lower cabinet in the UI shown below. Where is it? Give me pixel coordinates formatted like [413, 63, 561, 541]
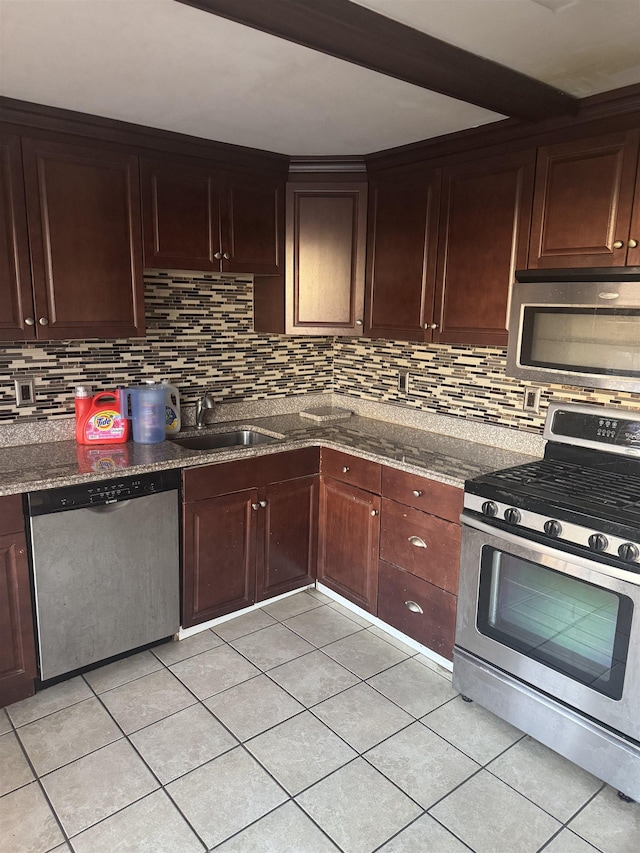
[0, 495, 37, 707]
[182, 449, 319, 628]
[256, 475, 318, 602]
[377, 560, 457, 660]
[318, 477, 380, 614]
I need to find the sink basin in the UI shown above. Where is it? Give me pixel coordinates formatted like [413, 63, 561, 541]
[172, 429, 279, 451]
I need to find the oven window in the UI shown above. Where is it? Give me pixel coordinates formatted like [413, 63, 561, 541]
[477, 548, 633, 700]
[521, 307, 640, 377]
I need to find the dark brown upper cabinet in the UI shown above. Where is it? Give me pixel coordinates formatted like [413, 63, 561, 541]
[365, 169, 440, 341]
[21, 137, 145, 340]
[0, 133, 34, 342]
[528, 130, 640, 269]
[140, 156, 283, 276]
[282, 182, 368, 335]
[434, 149, 535, 346]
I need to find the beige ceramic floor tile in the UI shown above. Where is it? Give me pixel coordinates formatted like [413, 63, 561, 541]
[83, 651, 163, 694]
[152, 630, 223, 666]
[169, 645, 260, 700]
[213, 609, 276, 642]
[268, 650, 359, 706]
[7, 677, 92, 727]
[99, 669, 196, 734]
[568, 786, 640, 853]
[230, 622, 314, 671]
[0, 731, 34, 797]
[0, 781, 64, 853]
[215, 800, 339, 852]
[368, 657, 457, 718]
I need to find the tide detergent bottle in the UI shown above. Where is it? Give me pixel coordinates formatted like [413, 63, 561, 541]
[75, 386, 129, 445]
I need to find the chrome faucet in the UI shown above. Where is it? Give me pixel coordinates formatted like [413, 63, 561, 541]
[195, 392, 216, 429]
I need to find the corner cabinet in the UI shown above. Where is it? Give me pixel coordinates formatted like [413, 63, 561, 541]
[318, 449, 381, 613]
[0, 495, 37, 708]
[140, 156, 284, 276]
[182, 449, 319, 627]
[21, 137, 145, 339]
[528, 130, 640, 269]
[254, 182, 368, 335]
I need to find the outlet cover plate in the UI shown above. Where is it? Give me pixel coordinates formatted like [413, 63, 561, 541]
[14, 376, 35, 407]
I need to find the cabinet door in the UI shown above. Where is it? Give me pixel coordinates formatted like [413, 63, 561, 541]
[256, 475, 318, 601]
[365, 171, 440, 341]
[0, 134, 35, 341]
[182, 489, 257, 627]
[285, 182, 367, 335]
[222, 173, 283, 275]
[0, 531, 37, 708]
[318, 477, 379, 613]
[529, 131, 640, 269]
[140, 157, 220, 271]
[434, 149, 535, 346]
[22, 137, 145, 339]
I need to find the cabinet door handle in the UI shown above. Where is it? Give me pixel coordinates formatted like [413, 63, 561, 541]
[342, 466, 350, 473]
[613, 240, 624, 249]
[259, 500, 268, 508]
[38, 317, 49, 326]
[629, 239, 639, 249]
[251, 503, 260, 510]
[214, 251, 222, 260]
[424, 323, 438, 330]
[223, 252, 231, 260]
[355, 319, 363, 326]
[370, 509, 378, 516]
[412, 490, 423, 498]
[408, 535, 427, 549]
[405, 600, 423, 614]
[25, 317, 35, 326]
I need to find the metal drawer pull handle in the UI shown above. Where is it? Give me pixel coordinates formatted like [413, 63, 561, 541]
[412, 490, 423, 497]
[405, 600, 423, 614]
[342, 466, 350, 473]
[408, 535, 427, 548]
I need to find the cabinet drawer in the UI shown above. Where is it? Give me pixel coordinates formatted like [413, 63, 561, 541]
[382, 466, 462, 522]
[320, 448, 381, 493]
[378, 560, 456, 660]
[0, 495, 24, 537]
[379, 499, 460, 594]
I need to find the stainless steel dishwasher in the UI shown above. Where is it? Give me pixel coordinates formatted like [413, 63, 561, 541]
[26, 469, 180, 682]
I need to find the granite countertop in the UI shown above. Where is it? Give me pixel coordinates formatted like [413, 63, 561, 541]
[0, 411, 538, 496]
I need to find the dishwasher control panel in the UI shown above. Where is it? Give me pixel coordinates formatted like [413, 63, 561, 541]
[27, 468, 180, 515]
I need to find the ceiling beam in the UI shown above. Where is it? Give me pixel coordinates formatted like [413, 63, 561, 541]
[175, 0, 579, 122]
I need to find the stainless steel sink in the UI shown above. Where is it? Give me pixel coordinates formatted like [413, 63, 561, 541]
[172, 429, 279, 451]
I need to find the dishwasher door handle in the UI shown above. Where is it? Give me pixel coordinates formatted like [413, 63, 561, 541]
[87, 500, 132, 513]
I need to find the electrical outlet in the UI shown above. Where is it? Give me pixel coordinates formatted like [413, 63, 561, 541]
[397, 370, 410, 394]
[522, 387, 541, 413]
[14, 376, 36, 407]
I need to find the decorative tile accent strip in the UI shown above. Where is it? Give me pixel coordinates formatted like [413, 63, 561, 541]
[0, 273, 333, 423]
[333, 337, 640, 434]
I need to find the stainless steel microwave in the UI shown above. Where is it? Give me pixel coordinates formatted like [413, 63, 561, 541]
[506, 268, 640, 393]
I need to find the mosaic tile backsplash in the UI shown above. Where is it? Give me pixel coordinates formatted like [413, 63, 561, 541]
[0, 272, 333, 423]
[2, 270, 640, 434]
[333, 337, 640, 433]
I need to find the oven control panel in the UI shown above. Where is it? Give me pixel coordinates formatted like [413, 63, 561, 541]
[545, 402, 640, 455]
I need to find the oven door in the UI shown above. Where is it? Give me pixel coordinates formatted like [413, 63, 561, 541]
[456, 515, 640, 742]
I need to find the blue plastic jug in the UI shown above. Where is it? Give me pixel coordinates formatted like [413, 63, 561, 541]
[124, 385, 166, 444]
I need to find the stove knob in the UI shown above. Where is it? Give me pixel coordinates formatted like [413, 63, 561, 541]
[481, 501, 498, 518]
[544, 520, 562, 538]
[588, 533, 608, 553]
[504, 507, 521, 525]
[618, 543, 639, 562]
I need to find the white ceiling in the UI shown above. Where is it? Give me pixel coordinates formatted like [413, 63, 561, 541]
[0, 0, 639, 156]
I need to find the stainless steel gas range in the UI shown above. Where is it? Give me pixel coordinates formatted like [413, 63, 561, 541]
[454, 402, 640, 801]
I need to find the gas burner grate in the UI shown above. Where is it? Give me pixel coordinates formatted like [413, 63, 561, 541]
[488, 459, 640, 514]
